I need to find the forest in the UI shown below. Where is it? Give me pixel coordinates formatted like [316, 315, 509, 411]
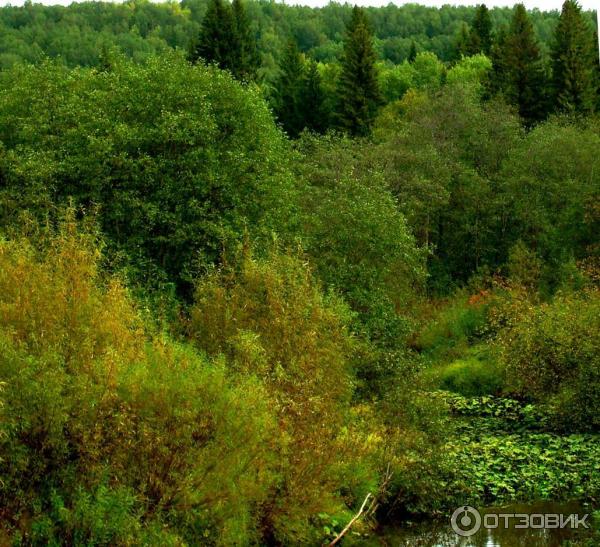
[0, 0, 599, 545]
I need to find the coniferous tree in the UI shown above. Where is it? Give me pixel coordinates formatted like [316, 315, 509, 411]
[491, 4, 548, 124]
[231, 0, 260, 80]
[302, 60, 328, 133]
[551, 0, 597, 114]
[191, 0, 259, 81]
[454, 22, 471, 59]
[408, 41, 418, 62]
[191, 0, 235, 69]
[468, 4, 493, 55]
[274, 40, 306, 137]
[489, 26, 509, 92]
[336, 7, 381, 136]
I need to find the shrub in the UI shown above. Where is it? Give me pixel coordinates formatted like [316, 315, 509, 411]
[189, 248, 358, 543]
[416, 293, 491, 360]
[497, 289, 600, 431]
[0, 219, 278, 544]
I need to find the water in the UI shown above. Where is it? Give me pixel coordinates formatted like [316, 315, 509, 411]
[369, 501, 595, 546]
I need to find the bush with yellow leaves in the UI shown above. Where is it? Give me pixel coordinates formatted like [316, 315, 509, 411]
[0, 215, 278, 545]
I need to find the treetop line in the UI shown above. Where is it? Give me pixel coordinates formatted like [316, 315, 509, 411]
[189, 0, 599, 134]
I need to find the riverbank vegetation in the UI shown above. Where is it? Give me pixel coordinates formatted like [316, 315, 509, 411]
[0, 1, 599, 544]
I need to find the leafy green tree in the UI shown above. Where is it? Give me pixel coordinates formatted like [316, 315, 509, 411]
[336, 7, 381, 136]
[295, 133, 426, 345]
[468, 4, 493, 55]
[492, 4, 548, 124]
[0, 54, 296, 296]
[498, 118, 600, 290]
[551, 0, 597, 114]
[446, 54, 492, 96]
[412, 51, 445, 92]
[374, 84, 522, 288]
[379, 61, 416, 102]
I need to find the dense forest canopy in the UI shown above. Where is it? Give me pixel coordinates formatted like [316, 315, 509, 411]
[0, 1, 599, 545]
[0, 0, 593, 69]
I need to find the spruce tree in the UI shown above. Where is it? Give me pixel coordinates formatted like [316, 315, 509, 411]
[489, 26, 509, 94]
[191, 0, 259, 81]
[468, 4, 493, 55]
[231, 0, 260, 80]
[408, 41, 418, 63]
[492, 4, 548, 124]
[274, 40, 307, 137]
[191, 0, 235, 70]
[336, 7, 381, 136]
[454, 23, 470, 59]
[302, 60, 328, 133]
[551, 0, 597, 114]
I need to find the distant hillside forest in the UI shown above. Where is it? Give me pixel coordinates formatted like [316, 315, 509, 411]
[0, 0, 591, 69]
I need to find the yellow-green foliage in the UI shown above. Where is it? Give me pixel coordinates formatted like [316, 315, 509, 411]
[497, 289, 600, 431]
[438, 354, 503, 397]
[0, 218, 144, 372]
[189, 249, 357, 543]
[0, 218, 278, 544]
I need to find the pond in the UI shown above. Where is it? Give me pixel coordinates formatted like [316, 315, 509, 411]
[366, 501, 596, 546]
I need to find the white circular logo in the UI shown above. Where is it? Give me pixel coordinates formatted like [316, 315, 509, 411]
[451, 505, 482, 537]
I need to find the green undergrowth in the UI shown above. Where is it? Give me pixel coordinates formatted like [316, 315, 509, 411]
[434, 348, 503, 397]
[434, 392, 600, 510]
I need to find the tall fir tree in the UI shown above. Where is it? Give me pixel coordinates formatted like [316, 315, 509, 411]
[336, 7, 381, 136]
[489, 26, 509, 91]
[551, 0, 597, 114]
[408, 40, 418, 62]
[191, 0, 259, 81]
[454, 22, 471, 59]
[274, 40, 307, 137]
[491, 4, 548, 124]
[302, 60, 328, 133]
[191, 0, 235, 70]
[231, 0, 260, 80]
[467, 4, 493, 55]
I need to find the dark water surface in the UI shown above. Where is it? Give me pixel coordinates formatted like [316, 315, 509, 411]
[367, 501, 595, 546]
